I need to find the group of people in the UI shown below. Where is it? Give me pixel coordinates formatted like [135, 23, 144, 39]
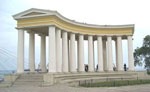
[37, 63, 128, 72]
[84, 64, 128, 72]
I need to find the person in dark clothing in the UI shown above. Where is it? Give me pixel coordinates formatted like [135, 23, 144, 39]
[85, 64, 88, 72]
[124, 64, 127, 71]
[96, 64, 98, 72]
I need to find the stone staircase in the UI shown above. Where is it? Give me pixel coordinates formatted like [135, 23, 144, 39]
[1, 72, 142, 87]
[12, 73, 44, 87]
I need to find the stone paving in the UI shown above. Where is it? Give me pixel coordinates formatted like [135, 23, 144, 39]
[0, 84, 150, 92]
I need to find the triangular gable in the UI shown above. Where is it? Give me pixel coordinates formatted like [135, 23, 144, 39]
[22, 12, 45, 16]
[13, 8, 56, 20]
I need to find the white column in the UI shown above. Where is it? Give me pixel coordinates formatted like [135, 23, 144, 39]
[48, 26, 56, 73]
[69, 33, 76, 72]
[97, 36, 103, 72]
[127, 36, 134, 71]
[56, 29, 62, 73]
[78, 34, 84, 72]
[68, 39, 70, 71]
[107, 36, 113, 71]
[115, 40, 118, 71]
[17, 29, 24, 73]
[103, 40, 107, 71]
[116, 36, 123, 71]
[40, 34, 46, 72]
[62, 31, 68, 72]
[88, 35, 94, 72]
[29, 31, 35, 72]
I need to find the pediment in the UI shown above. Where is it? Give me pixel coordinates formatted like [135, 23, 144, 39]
[13, 8, 56, 20]
[22, 12, 45, 16]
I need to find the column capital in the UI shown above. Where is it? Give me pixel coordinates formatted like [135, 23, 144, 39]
[56, 28, 61, 31]
[78, 34, 84, 36]
[107, 35, 112, 37]
[49, 25, 56, 28]
[116, 35, 123, 37]
[39, 33, 46, 36]
[97, 35, 103, 37]
[27, 30, 35, 34]
[17, 29, 25, 31]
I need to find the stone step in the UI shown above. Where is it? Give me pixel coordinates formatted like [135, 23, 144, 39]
[17, 76, 42, 79]
[16, 79, 43, 82]
[14, 81, 42, 85]
[57, 74, 135, 81]
[59, 76, 137, 84]
[55, 72, 138, 84]
[18, 74, 43, 77]
[0, 82, 12, 87]
[12, 73, 44, 87]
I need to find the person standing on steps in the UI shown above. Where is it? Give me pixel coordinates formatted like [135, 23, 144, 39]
[124, 64, 127, 71]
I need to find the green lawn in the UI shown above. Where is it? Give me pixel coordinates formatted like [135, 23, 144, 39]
[80, 79, 150, 87]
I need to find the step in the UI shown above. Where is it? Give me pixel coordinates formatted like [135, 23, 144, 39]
[12, 73, 44, 87]
[0, 82, 12, 87]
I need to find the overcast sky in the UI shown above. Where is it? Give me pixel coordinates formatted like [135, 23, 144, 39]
[0, 0, 150, 70]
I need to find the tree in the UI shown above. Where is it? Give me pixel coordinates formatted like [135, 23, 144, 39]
[134, 35, 150, 68]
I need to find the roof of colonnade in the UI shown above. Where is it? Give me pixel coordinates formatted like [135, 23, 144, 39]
[13, 8, 134, 35]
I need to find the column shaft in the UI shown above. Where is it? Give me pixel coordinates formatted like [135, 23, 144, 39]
[29, 31, 35, 72]
[117, 36, 123, 71]
[78, 35, 84, 72]
[88, 36, 94, 72]
[103, 40, 107, 71]
[56, 29, 62, 72]
[107, 36, 113, 71]
[48, 26, 56, 73]
[97, 36, 103, 72]
[115, 40, 118, 71]
[62, 31, 68, 72]
[69, 33, 76, 72]
[40, 34, 46, 72]
[128, 36, 134, 71]
[17, 29, 24, 73]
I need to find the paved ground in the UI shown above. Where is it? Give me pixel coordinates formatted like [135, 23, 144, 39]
[0, 84, 150, 92]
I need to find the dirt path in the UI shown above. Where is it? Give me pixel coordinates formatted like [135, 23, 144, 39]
[0, 84, 150, 92]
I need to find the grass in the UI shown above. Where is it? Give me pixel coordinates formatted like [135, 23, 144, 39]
[79, 79, 150, 87]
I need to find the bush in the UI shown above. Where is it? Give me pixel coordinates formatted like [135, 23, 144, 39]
[147, 68, 150, 75]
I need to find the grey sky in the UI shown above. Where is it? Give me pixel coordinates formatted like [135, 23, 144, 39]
[0, 0, 150, 70]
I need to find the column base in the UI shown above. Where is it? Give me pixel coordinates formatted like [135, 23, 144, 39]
[97, 70, 104, 73]
[70, 71, 77, 73]
[127, 70, 135, 72]
[87, 71, 96, 73]
[29, 71, 36, 74]
[105, 70, 114, 72]
[116, 70, 124, 72]
[78, 71, 85, 73]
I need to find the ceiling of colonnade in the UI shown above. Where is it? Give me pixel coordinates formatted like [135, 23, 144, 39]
[13, 8, 134, 40]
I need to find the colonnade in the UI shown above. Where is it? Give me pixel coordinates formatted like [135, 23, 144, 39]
[17, 26, 135, 73]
